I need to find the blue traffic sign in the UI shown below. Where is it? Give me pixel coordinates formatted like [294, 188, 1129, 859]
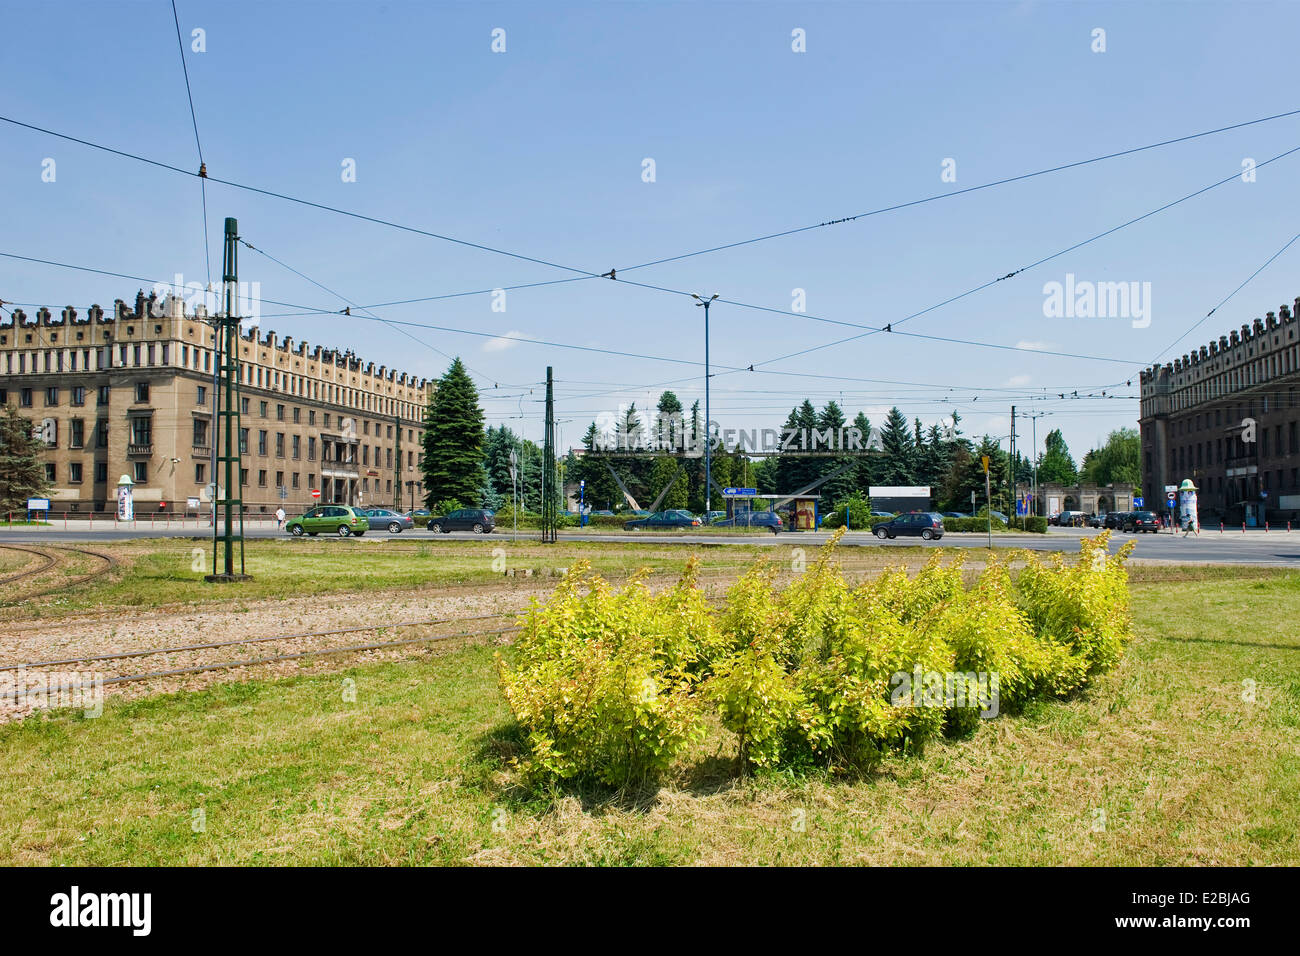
[722, 487, 757, 496]
[1133, 496, 1143, 508]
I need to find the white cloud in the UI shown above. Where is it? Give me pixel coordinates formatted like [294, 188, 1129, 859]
[483, 330, 530, 352]
[1014, 340, 1055, 352]
[1002, 374, 1032, 387]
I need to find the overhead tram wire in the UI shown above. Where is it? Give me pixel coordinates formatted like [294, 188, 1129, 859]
[0, 114, 606, 282]
[168, 0, 211, 290]
[734, 141, 1300, 374]
[237, 237, 536, 391]
[0, 250, 751, 375]
[9, 126, 1296, 390]
[611, 107, 1300, 276]
[5, 107, 1300, 337]
[1149, 229, 1300, 366]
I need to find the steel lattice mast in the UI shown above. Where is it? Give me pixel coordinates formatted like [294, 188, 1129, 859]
[207, 217, 252, 581]
[541, 366, 557, 543]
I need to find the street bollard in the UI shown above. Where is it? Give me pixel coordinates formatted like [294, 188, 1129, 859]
[1243, 523, 1246, 533]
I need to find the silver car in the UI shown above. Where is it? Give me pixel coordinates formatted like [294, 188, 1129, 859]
[359, 508, 414, 533]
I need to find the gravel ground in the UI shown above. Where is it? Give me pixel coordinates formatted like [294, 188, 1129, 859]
[0, 582, 557, 723]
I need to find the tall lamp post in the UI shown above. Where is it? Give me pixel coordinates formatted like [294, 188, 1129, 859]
[691, 293, 718, 516]
[1022, 411, 1050, 517]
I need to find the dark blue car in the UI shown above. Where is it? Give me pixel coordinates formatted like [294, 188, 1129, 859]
[873, 512, 945, 540]
[710, 512, 783, 534]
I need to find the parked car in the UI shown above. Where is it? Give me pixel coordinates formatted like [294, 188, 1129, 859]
[711, 512, 783, 534]
[1103, 511, 1128, 530]
[406, 509, 431, 518]
[870, 511, 895, 518]
[427, 508, 496, 533]
[358, 508, 414, 533]
[703, 510, 727, 524]
[873, 512, 945, 540]
[1123, 510, 1161, 533]
[623, 509, 702, 530]
[940, 511, 969, 519]
[1054, 510, 1086, 528]
[286, 505, 369, 537]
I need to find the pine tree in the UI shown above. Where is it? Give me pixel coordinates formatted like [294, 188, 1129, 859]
[0, 405, 49, 513]
[876, 407, 916, 485]
[818, 400, 855, 505]
[916, 423, 947, 493]
[421, 358, 487, 508]
[852, 411, 875, 495]
[654, 390, 684, 450]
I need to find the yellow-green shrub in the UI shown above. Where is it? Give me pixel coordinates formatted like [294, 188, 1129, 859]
[790, 593, 953, 770]
[1015, 532, 1136, 683]
[497, 562, 704, 786]
[707, 635, 800, 770]
[497, 529, 1138, 786]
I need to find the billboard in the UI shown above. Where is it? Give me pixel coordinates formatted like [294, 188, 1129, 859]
[870, 486, 931, 513]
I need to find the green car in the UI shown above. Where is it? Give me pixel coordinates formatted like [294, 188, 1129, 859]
[286, 505, 368, 537]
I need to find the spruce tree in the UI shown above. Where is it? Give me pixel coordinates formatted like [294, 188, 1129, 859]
[0, 405, 49, 513]
[421, 358, 487, 508]
[877, 407, 916, 485]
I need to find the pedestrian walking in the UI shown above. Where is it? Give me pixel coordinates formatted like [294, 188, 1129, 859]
[275, 506, 286, 531]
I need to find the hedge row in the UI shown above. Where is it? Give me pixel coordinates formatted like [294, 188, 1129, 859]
[497, 530, 1135, 786]
[942, 516, 1048, 534]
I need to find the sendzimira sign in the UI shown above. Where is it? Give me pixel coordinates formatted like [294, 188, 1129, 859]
[587, 420, 880, 457]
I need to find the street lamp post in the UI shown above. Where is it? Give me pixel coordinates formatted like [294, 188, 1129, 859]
[692, 293, 718, 516]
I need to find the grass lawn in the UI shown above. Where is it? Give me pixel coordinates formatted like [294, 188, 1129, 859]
[1, 562, 1296, 865]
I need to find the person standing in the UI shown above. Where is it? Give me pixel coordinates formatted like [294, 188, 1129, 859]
[275, 506, 286, 531]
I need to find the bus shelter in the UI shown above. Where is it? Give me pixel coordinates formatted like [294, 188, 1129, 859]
[720, 492, 821, 530]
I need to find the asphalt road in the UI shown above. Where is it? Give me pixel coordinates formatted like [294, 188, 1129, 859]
[1, 523, 1297, 566]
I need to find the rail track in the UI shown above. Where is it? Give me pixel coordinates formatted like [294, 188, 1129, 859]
[0, 610, 522, 701]
[0, 544, 120, 606]
[0, 545, 59, 586]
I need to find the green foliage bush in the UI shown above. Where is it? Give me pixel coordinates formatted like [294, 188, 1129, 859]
[496, 562, 706, 786]
[497, 528, 1136, 787]
[819, 494, 873, 530]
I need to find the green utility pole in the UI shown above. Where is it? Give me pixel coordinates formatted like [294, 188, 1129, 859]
[541, 366, 557, 543]
[206, 217, 251, 581]
[393, 413, 401, 510]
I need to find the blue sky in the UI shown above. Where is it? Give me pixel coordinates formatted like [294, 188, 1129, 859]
[4, 0, 1300, 464]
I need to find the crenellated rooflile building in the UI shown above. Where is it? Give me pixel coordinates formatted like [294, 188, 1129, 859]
[1139, 296, 1300, 526]
[0, 290, 434, 514]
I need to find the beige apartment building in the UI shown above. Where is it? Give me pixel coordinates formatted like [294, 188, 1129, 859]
[0, 290, 433, 515]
